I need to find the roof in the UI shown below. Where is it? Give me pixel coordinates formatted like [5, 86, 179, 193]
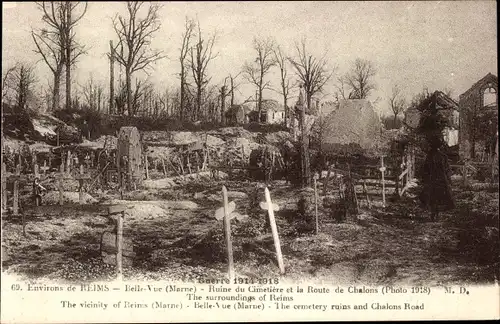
[459, 73, 498, 101]
[320, 99, 385, 156]
[318, 101, 339, 118]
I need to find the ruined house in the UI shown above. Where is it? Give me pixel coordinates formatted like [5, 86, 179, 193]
[458, 73, 498, 161]
[225, 104, 252, 125]
[248, 99, 286, 124]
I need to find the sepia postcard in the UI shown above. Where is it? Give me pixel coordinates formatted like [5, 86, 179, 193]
[1, 1, 499, 322]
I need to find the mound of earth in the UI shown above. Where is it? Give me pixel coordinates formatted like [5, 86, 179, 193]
[43, 191, 98, 205]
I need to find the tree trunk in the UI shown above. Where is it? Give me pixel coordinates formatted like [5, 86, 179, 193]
[180, 73, 185, 121]
[196, 87, 202, 121]
[283, 97, 288, 128]
[258, 88, 263, 122]
[230, 77, 235, 107]
[109, 40, 115, 115]
[301, 95, 311, 187]
[126, 69, 132, 116]
[220, 87, 226, 125]
[65, 2, 72, 110]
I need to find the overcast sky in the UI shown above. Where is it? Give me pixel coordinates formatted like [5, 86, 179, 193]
[2, 1, 497, 115]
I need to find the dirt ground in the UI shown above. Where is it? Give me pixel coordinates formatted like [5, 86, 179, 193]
[2, 177, 498, 285]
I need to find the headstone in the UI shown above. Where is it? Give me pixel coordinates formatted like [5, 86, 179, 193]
[117, 127, 143, 191]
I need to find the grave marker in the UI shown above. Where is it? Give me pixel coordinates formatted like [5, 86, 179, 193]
[261, 187, 285, 274]
[75, 165, 91, 204]
[40, 160, 50, 175]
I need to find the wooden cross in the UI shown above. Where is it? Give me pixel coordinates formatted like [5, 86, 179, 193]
[55, 163, 72, 205]
[84, 154, 92, 170]
[75, 165, 91, 205]
[40, 160, 50, 174]
[260, 188, 285, 274]
[108, 205, 126, 281]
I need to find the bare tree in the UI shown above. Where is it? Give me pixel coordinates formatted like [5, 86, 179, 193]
[34, 2, 88, 111]
[2, 64, 18, 105]
[228, 72, 242, 108]
[242, 37, 276, 119]
[189, 21, 218, 121]
[289, 39, 333, 187]
[61, 2, 88, 110]
[112, 1, 165, 116]
[345, 58, 376, 99]
[273, 45, 294, 127]
[11, 64, 37, 111]
[32, 3, 64, 111]
[389, 85, 407, 127]
[334, 75, 349, 101]
[81, 75, 105, 112]
[179, 17, 196, 121]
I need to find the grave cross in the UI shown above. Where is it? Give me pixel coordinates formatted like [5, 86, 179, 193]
[108, 204, 126, 281]
[75, 165, 91, 205]
[55, 163, 73, 205]
[260, 188, 285, 274]
[84, 154, 92, 170]
[40, 160, 50, 174]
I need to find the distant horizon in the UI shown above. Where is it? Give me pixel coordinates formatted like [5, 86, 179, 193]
[2, 1, 497, 116]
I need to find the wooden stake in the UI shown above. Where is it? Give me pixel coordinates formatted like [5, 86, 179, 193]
[13, 163, 20, 216]
[222, 186, 234, 281]
[380, 156, 386, 208]
[264, 187, 285, 274]
[66, 151, 71, 175]
[462, 163, 468, 187]
[1, 163, 6, 211]
[144, 155, 149, 179]
[59, 163, 64, 205]
[323, 164, 331, 196]
[363, 180, 371, 209]
[78, 165, 84, 204]
[161, 158, 167, 176]
[314, 174, 319, 235]
[116, 210, 124, 281]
